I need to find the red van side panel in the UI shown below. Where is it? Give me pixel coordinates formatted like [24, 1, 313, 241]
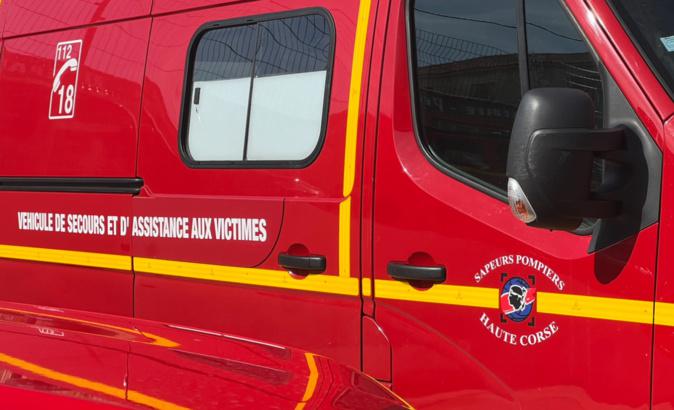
[134, 0, 364, 368]
[0, 192, 133, 315]
[0, 4, 150, 315]
[368, 0, 664, 408]
[0, 20, 150, 177]
[3, 1, 151, 37]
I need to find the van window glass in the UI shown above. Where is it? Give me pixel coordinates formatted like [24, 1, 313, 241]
[410, 0, 604, 194]
[525, 0, 603, 125]
[608, 0, 674, 98]
[411, 0, 521, 191]
[189, 26, 256, 161]
[247, 16, 331, 161]
[184, 13, 332, 166]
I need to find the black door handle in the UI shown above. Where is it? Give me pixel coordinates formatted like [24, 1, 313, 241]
[387, 262, 446, 284]
[279, 253, 326, 274]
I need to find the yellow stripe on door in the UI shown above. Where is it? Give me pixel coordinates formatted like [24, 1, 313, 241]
[0, 243, 670, 327]
[0, 244, 130, 271]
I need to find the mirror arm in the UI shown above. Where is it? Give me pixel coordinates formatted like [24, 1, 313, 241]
[529, 126, 625, 153]
[527, 126, 626, 221]
[560, 199, 621, 219]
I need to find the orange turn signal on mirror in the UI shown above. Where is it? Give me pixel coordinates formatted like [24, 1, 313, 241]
[508, 178, 537, 224]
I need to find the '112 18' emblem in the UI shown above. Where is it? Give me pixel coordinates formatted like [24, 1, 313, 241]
[49, 40, 82, 120]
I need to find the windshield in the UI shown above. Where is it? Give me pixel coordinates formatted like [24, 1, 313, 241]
[609, 0, 674, 97]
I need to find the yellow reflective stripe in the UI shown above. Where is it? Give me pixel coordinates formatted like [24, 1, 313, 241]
[343, 0, 373, 198]
[135, 257, 360, 297]
[295, 353, 319, 410]
[537, 292, 654, 325]
[372, 282, 666, 327]
[655, 302, 674, 326]
[126, 390, 190, 410]
[362, 278, 372, 297]
[0, 244, 130, 271]
[374, 280, 499, 309]
[2, 243, 674, 328]
[339, 197, 351, 279]
[0, 352, 187, 409]
[340, 0, 372, 282]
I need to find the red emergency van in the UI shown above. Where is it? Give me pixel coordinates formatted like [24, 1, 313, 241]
[1, 0, 674, 408]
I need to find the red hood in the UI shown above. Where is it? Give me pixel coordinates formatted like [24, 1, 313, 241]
[0, 301, 411, 409]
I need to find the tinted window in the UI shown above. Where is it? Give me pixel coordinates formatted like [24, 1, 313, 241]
[412, 0, 521, 191]
[410, 0, 604, 193]
[526, 0, 603, 125]
[524, 0, 605, 231]
[609, 0, 674, 98]
[184, 13, 332, 165]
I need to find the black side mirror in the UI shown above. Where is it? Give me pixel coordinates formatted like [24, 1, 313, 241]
[506, 88, 625, 231]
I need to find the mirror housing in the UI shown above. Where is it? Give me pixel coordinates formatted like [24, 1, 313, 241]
[507, 88, 624, 231]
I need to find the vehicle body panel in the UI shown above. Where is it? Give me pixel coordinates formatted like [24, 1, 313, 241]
[0, 0, 672, 408]
[151, 0, 246, 15]
[653, 116, 674, 409]
[2, 1, 152, 37]
[0, 386, 125, 410]
[134, 0, 368, 369]
[0, 1, 147, 315]
[0, 20, 149, 177]
[0, 193, 133, 315]
[0, 301, 409, 409]
[368, 0, 666, 408]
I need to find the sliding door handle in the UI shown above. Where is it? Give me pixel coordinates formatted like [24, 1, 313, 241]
[387, 262, 446, 284]
[279, 253, 326, 274]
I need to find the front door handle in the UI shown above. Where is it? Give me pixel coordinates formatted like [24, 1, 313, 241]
[279, 253, 326, 274]
[387, 262, 446, 284]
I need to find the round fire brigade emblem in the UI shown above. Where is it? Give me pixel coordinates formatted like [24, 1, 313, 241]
[475, 255, 561, 347]
[500, 277, 536, 322]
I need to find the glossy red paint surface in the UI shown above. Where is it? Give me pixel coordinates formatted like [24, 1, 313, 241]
[133, 197, 283, 268]
[653, 116, 674, 410]
[135, 276, 361, 368]
[0, 192, 133, 315]
[366, 0, 666, 408]
[3, 1, 152, 37]
[0, 301, 408, 409]
[0, 385, 124, 410]
[135, 0, 365, 370]
[0, 0, 673, 408]
[0, 18, 149, 177]
[151, 0, 248, 15]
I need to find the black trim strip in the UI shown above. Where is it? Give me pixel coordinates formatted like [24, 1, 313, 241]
[241, 24, 261, 162]
[517, 0, 531, 95]
[0, 178, 144, 194]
